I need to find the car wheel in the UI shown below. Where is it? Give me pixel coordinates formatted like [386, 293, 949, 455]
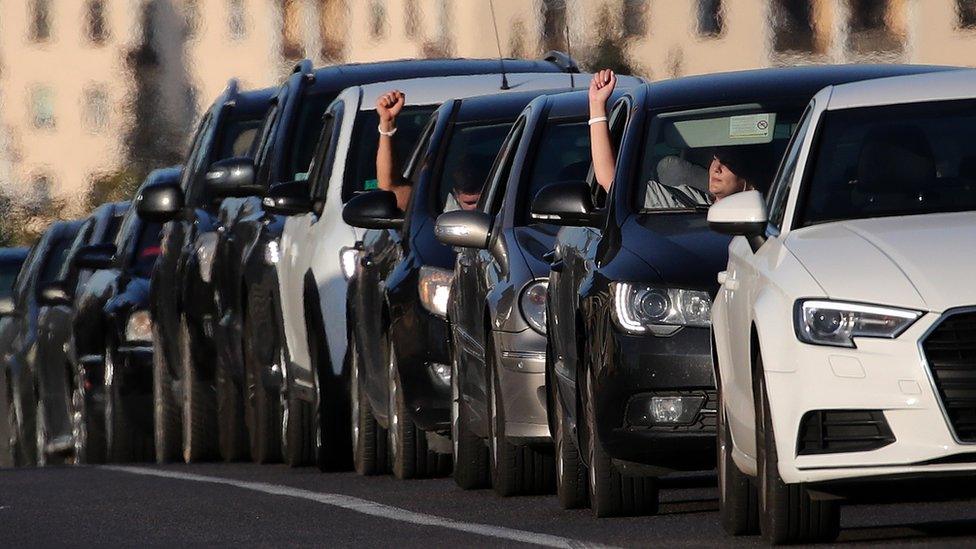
[755, 354, 840, 544]
[245, 322, 283, 465]
[70, 363, 105, 464]
[450, 349, 488, 489]
[583, 364, 658, 517]
[153, 324, 182, 463]
[281, 371, 312, 467]
[387, 340, 446, 480]
[35, 398, 49, 467]
[181, 316, 218, 463]
[718, 386, 759, 535]
[486, 344, 555, 497]
[216, 363, 248, 462]
[16, 370, 39, 466]
[552, 367, 587, 509]
[105, 341, 151, 462]
[351, 331, 387, 475]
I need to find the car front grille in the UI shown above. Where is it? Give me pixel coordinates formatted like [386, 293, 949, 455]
[796, 409, 895, 455]
[922, 310, 976, 442]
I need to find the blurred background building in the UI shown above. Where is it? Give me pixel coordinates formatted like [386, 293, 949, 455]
[0, 0, 975, 243]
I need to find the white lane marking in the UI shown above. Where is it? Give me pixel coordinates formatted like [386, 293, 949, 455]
[102, 466, 605, 548]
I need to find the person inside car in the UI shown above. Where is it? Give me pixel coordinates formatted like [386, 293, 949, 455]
[588, 69, 754, 205]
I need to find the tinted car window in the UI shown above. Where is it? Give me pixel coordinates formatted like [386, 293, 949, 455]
[636, 105, 801, 211]
[518, 120, 590, 223]
[0, 262, 22, 298]
[218, 118, 263, 159]
[39, 237, 73, 284]
[768, 104, 815, 230]
[799, 98, 976, 226]
[436, 122, 513, 214]
[287, 91, 339, 183]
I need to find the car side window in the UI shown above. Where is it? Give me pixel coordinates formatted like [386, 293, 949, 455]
[181, 111, 214, 198]
[404, 115, 437, 185]
[767, 102, 815, 231]
[308, 101, 344, 210]
[253, 96, 283, 188]
[480, 117, 526, 215]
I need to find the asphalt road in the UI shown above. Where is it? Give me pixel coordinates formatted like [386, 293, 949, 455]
[3, 463, 976, 547]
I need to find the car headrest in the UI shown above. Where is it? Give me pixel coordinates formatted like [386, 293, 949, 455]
[857, 125, 935, 194]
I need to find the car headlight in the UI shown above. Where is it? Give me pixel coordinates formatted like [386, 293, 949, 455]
[196, 233, 219, 283]
[340, 246, 359, 280]
[125, 310, 153, 343]
[264, 239, 281, 265]
[418, 266, 453, 318]
[519, 279, 548, 335]
[794, 299, 921, 348]
[611, 282, 711, 336]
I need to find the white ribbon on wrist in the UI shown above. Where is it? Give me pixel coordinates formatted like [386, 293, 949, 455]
[587, 116, 608, 126]
[378, 125, 397, 136]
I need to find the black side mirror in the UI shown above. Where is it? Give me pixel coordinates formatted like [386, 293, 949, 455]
[73, 243, 116, 270]
[530, 181, 604, 227]
[342, 190, 404, 229]
[37, 281, 72, 307]
[206, 157, 262, 198]
[262, 180, 312, 216]
[0, 296, 15, 317]
[136, 181, 184, 223]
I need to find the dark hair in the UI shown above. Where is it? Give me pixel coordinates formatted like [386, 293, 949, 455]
[712, 145, 773, 192]
[451, 153, 492, 195]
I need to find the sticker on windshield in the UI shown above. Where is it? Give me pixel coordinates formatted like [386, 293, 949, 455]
[364, 178, 378, 190]
[729, 114, 771, 139]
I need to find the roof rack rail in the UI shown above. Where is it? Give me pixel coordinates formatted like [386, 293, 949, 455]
[542, 51, 579, 73]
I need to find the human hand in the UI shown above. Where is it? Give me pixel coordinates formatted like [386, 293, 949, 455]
[588, 69, 616, 115]
[376, 90, 405, 128]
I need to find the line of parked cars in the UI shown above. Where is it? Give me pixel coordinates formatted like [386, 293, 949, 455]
[3, 50, 976, 543]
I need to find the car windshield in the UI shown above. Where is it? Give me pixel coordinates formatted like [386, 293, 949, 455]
[286, 91, 339, 183]
[798, 99, 976, 226]
[518, 119, 590, 223]
[343, 106, 436, 202]
[637, 106, 801, 211]
[131, 221, 163, 279]
[436, 121, 514, 214]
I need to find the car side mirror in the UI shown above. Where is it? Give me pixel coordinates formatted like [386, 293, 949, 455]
[707, 190, 768, 252]
[73, 243, 117, 270]
[530, 181, 603, 227]
[434, 210, 492, 249]
[0, 296, 15, 317]
[262, 180, 312, 216]
[37, 281, 72, 307]
[342, 190, 404, 230]
[206, 157, 262, 198]
[136, 181, 184, 223]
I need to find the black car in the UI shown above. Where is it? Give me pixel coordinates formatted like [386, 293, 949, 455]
[0, 220, 82, 466]
[435, 88, 630, 495]
[33, 201, 127, 464]
[0, 248, 29, 302]
[190, 54, 580, 467]
[66, 168, 176, 462]
[342, 89, 575, 479]
[0, 247, 29, 466]
[536, 64, 954, 517]
[135, 81, 273, 463]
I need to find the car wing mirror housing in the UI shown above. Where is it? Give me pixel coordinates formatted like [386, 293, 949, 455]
[37, 281, 73, 307]
[206, 157, 262, 198]
[530, 180, 603, 227]
[342, 190, 404, 230]
[0, 296, 15, 317]
[73, 243, 117, 270]
[136, 181, 184, 223]
[707, 190, 768, 251]
[263, 179, 312, 216]
[434, 210, 492, 249]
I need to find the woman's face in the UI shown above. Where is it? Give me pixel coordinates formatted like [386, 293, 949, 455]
[708, 156, 748, 201]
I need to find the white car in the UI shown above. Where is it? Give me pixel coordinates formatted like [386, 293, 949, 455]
[709, 68, 976, 544]
[274, 72, 586, 464]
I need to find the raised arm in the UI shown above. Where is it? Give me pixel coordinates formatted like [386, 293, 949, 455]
[588, 69, 617, 192]
[375, 90, 412, 211]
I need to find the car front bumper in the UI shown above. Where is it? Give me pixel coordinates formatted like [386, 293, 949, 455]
[492, 328, 550, 443]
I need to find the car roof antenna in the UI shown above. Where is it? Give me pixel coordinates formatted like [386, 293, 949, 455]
[488, 0, 510, 90]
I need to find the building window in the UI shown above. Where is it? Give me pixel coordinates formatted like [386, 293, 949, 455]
[229, 0, 247, 40]
[772, 0, 816, 52]
[319, 0, 346, 61]
[622, 0, 647, 38]
[28, 0, 52, 42]
[184, 0, 200, 37]
[696, 0, 724, 37]
[847, 0, 902, 53]
[369, 0, 387, 40]
[281, 0, 304, 59]
[958, 0, 976, 29]
[403, 0, 420, 39]
[82, 86, 109, 132]
[30, 86, 56, 129]
[85, 0, 109, 44]
[25, 173, 54, 216]
[542, 0, 567, 51]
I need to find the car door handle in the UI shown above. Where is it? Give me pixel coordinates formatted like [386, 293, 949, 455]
[550, 260, 564, 273]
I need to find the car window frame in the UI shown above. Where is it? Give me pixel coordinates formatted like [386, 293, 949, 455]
[766, 101, 815, 234]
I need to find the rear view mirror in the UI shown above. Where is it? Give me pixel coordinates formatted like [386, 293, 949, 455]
[136, 181, 184, 223]
[263, 180, 312, 216]
[37, 281, 72, 307]
[707, 190, 768, 251]
[342, 190, 404, 230]
[0, 296, 15, 317]
[206, 157, 262, 198]
[434, 210, 492, 249]
[530, 181, 603, 227]
[73, 243, 117, 270]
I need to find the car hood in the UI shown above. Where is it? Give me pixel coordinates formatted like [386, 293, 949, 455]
[785, 211, 976, 313]
[619, 214, 731, 291]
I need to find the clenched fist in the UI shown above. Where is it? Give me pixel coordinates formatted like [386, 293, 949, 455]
[588, 69, 616, 116]
[376, 90, 405, 128]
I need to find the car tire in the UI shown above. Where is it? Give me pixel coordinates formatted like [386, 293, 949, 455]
[487, 347, 555, 497]
[104, 342, 152, 462]
[718, 387, 759, 535]
[755, 354, 840, 544]
[281, 382, 312, 467]
[308, 315, 351, 472]
[387, 341, 448, 480]
[71, 363, 105, 464]
[553, 374, 588, 509]
[351, 331, 387, 475]
[216, 365, 248, 462]
[152, 324, 182, 463]
[583, 365, 659, 518]
[243, 298, 282, 464]
[181, 317, 218, 463]
[450, 351, 488, 489]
